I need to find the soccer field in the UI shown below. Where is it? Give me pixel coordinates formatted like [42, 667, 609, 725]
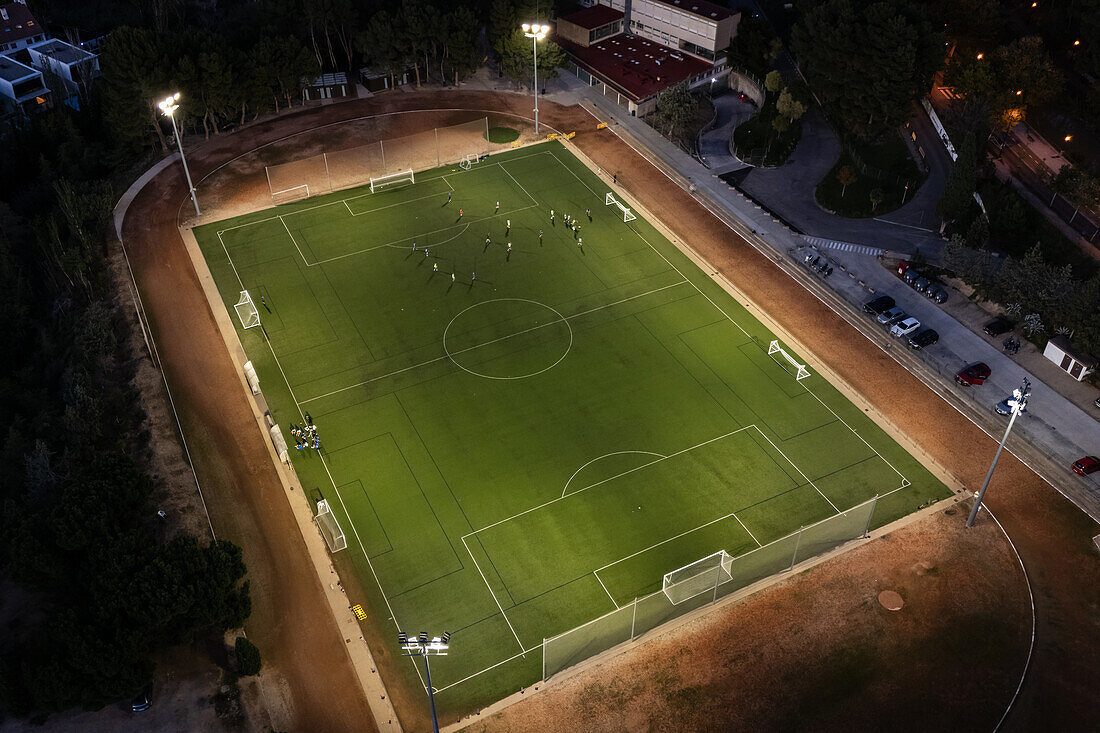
[193, 141, 950, 714]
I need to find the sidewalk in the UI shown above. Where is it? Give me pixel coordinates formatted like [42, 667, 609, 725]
[548, 74, 1100, 521]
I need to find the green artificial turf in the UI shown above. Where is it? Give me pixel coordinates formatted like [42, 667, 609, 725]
[193, 142, 949, 716]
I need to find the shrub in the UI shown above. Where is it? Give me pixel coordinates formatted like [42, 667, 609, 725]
[235, 637, 262, 676]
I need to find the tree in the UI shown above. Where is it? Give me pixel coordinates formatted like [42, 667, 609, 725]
[775, 88, 806, 122]
[869, 187, 885, 211]
[946, 36, 1061, 130]
[837, 165, 857, 197]
[937, 133, 978, 223]
[235, 637, 262, 676]
[499, 30, 565, 87]
[765, 69, 783, 93]
[651, 82, 695, 138]
[97, 27, 175, 154]
[725, 13, 775, 78]
[791, 0, 944, 139]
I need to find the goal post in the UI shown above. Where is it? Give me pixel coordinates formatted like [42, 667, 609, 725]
[271, 183, 309, 205]
[662, 550, 733, 605]
[460, 153, 479, 170]
[604, 192, 636, 222]
[370, 168, 415, 193]
[234, 290, 261, 330]
[315, 499, 348, 553]
[768, 340, 811, 381]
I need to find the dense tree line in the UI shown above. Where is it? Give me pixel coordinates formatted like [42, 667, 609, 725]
[790, 0, 944, 140]
[0, 61, 250, 726]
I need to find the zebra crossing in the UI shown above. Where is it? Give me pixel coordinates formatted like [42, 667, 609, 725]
[802, 235, 884, 257]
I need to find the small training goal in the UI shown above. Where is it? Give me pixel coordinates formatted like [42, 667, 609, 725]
[663, 550, 734, 604]
[768, 340, 811, 381]
[271, 184, 309, 205]
[605, 192, 636, 222]
[315, 499, 348, 553]
[460, 153, 480, 170]
[370, 168, 415, 193]
[234, 290, 261, 330]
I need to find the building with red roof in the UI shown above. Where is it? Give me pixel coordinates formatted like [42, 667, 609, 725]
[555, 0, 739, 116]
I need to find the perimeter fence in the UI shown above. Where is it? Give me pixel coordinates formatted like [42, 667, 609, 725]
[265, 117, 491, 203]
[542, 494, 880, 680]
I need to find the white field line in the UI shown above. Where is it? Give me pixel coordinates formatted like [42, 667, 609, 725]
[595, 572, 619, 609]
[752, 428, 841, 514]
[550, 146, 913, 492]
[432, 645, 537, 696]
[733, 513, 762, 547]
[310, 223, 472, 266]
[465, 427, 751, 540]
[299, 280, 689, 405]
[498, 161, 541, 206]
[278, 215, 312, 264]
[561, 450, 666, 498]
[461, 535, 526, 653]
[219, 152, 553, 234]
[217, 230, 246, 290]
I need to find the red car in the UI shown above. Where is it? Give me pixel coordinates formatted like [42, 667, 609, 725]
[1072, 456, 1100, 476]
[955, 363, 991, 386]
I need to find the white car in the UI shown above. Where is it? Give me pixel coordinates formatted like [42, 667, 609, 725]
[890, 317, 921, 338]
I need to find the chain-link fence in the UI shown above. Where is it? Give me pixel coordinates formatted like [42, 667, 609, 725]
[264, 117, 491, 203]
[542, 494, 879, 680]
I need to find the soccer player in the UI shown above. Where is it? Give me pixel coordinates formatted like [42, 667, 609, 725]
[506, 219, 510, 234]
[447, 191, 451, 203]
[507, 242, 512, 253]
[459, 208, 463, 218]
[412, 241, 417, 250]
[495, 201, 500, 212]
[451, 272, 456, 283]
[539, 228, 543, 243]
[550, 210, 555, 225]
[586, 208, 591, 221]
[613, 173, 617, 184]
[433, 262, 439, 272]
[578, 236, 583, 248]
[472, 271, 476, 282]
[425, 248, 430, 258]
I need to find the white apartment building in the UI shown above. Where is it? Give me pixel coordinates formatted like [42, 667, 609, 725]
[598, 0, 737, 62]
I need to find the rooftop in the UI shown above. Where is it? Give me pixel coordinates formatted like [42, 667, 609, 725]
[556, 32, 712, 102]
[558, 4, 624, 30]
[655, 0, 734, 22]
[30, 38, 95, 65]
[0, 2, 41, 43]
[0, 53, 38, 82]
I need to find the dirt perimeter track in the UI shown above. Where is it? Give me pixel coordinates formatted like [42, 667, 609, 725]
[120, 90, 1099, 731]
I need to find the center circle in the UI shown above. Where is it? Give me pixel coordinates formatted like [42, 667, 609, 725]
[443, 299, 573, 380]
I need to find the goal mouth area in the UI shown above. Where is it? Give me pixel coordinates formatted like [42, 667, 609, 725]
[370, 169, 415, 193]
[271, 184, 309, 205]
[768, 340, 811, 381]
[662, 550, 733, 604]
[604, 192, 637, 222]
[234, 290, 261, 330]
[315, 499, 348, 553]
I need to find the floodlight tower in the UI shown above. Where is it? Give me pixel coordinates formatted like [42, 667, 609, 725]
[967, 378, 1032, 527]
[398, 630, 450, 733]
[522, 23, 550, 134]
[157, 92, 200, 216]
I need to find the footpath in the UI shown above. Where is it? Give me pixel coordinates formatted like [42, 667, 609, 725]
[547, 75, 1100, 522]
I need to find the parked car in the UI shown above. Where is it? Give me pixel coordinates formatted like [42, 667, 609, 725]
[956, 363, 992, 386]
[876, 306, 906, 326]
[907, 328, 939, 349]
[903, 269, 921, 286]
[983, 317, 1013, 337]
[913, 277, 930, 293]
[863, 294, 895, 315]
[995, 396, 1028, 415]
[131, 694, 151, 712]
[926, 286, 949, 304]
[890, 317, 921, 338]
[1072, 456, 1100, 475]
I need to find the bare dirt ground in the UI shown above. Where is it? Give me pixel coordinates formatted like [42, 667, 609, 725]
[118, 89, 1099, 732]
[463, 508, 1028, 732]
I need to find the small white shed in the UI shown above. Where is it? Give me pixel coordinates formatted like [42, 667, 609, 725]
[1043, 335, 1096, 381]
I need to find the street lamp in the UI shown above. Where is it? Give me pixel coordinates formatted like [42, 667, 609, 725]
[967, 378, 1032, 527]
[157, 92, 200, 217]
[398, 630, 450, 733]
[522, 23, 550, 134]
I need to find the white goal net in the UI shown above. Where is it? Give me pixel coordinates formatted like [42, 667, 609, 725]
[234, 291, 261, 330]
[605, 192, 636, 222]
[460, 153, 479, 170]
[370, 168, 415, 193]
[315, 499, 347, 553]
[271, 184, 309, 205]
[663, 550, 733, 605]
[768, 340, 811, 381]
